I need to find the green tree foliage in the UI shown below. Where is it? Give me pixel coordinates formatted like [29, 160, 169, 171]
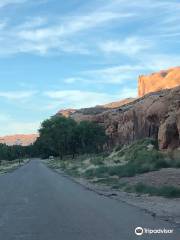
[0, 144, 29, 162]
[75, 121, 107, 154]
[36, 116, 107, 159]
[0, 116, 107, 161]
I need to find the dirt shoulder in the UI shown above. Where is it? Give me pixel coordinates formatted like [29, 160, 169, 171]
[0, 159, 30, 174]
[45, 161, 180, 227]
[119, 168, 180, 188]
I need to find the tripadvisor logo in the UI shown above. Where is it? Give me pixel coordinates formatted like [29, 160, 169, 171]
[135, 227, 143, 236]
[135, 227, 174, 236]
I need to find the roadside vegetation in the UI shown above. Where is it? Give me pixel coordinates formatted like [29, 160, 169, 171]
[1, 115, 180, 198]
[0, 144, 31, 162]
[0, 159, 28, 174]
[47, 137, 180, 198]
[35, 116, 107, 159]
[125, 184, 180, 198]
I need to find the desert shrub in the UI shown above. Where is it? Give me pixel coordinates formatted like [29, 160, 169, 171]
[83, 166, 109, 178]
[90, 156, 104, 166]
[115, 145, 123, 152]
[83, 138, 175, 179]
[125, 139, 160, 162]
[132, 183, 180, 198]
[66, 166, 80, 177]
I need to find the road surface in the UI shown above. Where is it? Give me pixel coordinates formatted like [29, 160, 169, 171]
[0, 159, 179, 240]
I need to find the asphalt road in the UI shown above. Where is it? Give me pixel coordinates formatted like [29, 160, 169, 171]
[0, 160, 179, 240]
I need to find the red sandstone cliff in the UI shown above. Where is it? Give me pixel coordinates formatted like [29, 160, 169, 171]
[57, 98, 136, 121]
[138, 67, 180, 97]
[57, 68, 180, 150]
[96, 86, 180, 150]
[68, 87, 180, 150]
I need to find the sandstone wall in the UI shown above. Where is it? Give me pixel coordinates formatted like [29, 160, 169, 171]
[68, 87, 180, 150]
[97, 87, 180, 150]
[138, 67, 180, 97]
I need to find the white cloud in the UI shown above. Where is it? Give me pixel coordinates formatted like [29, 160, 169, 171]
[4, 121, 39, 134]
[1, 121, 39, 135]
[45, 90, 118, 108]
[0, 0, 27, 8]
[0, 21, 7, 30]
[0, 3, 135, 55]
[83, 64, 145, 84]
[99, 37, 152, 56]
[64, 77, 83, 84]
[44, 89, 137, 109]
[0, 0, 179, 57]
[0, 91, 36, 100]
[18, 12, 133, 42]
[18, 17, 47, 30]
[139, 54, 180, 71]
[0, 113, 39, 135]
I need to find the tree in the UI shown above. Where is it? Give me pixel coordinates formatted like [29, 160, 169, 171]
[76, 121, 107, 154]
[37, 116, 77, 159]
[35, 116, 107, 159]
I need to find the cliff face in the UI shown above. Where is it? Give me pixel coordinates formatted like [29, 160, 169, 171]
[68, 87, 180, 150]
[57, 67, 180, 150]
[57, 98, 136, 121]
[138, 67, 180, 97]
[0, 134, 38, 146]
[95, 86, 180, 150]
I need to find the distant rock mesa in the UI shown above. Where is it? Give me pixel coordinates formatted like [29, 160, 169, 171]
[0, 134, 38, 146]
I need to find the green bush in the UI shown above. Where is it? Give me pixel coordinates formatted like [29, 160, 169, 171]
[84, 166, 109, 178]
[90, 156, 104, 166]
[84, 139, 171, 179]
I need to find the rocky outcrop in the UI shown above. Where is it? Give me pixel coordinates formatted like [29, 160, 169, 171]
[57, 67, 180, 150]
[67, 87, 180, 150]
[0, 134, 38, 146]
[57, 98, 136, 122]
[95, 86, 180, 150]
[138, 67, 180, 97]
[102, 98, 135, 108]
[57, 109, 76, 118]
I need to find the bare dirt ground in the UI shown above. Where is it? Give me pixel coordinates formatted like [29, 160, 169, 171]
[119, 168, 180, 188]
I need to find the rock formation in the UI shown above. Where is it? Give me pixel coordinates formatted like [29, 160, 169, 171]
[138, 66, 180, 97]
[57, 109, 76, 118]
[97, 86, 180, 150]
[57, 67, 180, 150]
[66, 87, 180, 150]
[0, 134, 38, 146]
[57, 98, 136, 121]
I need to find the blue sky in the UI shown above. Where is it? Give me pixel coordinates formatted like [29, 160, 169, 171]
[0, 0, 180, 135]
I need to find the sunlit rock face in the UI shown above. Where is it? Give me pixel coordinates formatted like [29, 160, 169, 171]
[56, 67, 180, 150]
[99, 86, 180, 150]
[65, 87, 180, 150]
[0, 134, 38, 146]
[57, 98, 136, 122]
[138, 67, 180, 97]
[57, 109, 77, 118]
